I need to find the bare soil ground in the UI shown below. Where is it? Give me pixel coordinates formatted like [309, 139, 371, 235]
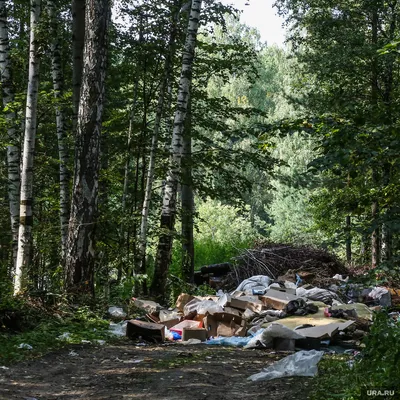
[0, 339, 312, 400]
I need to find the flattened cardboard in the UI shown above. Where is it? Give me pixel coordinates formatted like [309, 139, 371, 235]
[175, 293, 195, 311]
[261, 289, 300, 310]
[228, 296, 264, 312]
[224, 306, 241, 316]
[294, 320, 355, 339]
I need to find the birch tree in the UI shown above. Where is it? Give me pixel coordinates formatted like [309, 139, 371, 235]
[151, 0, 202, 300]
[14, 0, 41, 294]
[47, 0, 70, 264]
[138, 0, 181, 281]
[65, 0, 109, 294]
[0, 0, 20, 269]
[181, 96, 194, 283]
[72, 0, 85, 132]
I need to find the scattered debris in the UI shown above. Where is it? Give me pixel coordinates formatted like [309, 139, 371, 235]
[109, 321, 128, 336]
[17, 343, 33, 350]
[57, 332, 71, 341]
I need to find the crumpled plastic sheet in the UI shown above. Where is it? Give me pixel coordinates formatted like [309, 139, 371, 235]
[248, 350, 324, 382]
[368, 287, 391, 306]
[184, 298, 223, 315]
[17, 343, 33, 350]
[109, 320, 127, 336]
[296, 287, 342, 305]
[244, 323, 305, 349]
[108, 306, 127, 318]
[235, 275, 272, 295]
[206, 336, 252, 347]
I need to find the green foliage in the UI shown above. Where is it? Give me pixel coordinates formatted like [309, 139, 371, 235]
[0, 301, 113, 365]
[193, 198, 259, 266]
[311, 312, 400, 400]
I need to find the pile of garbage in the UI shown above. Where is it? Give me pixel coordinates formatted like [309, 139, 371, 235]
[125, 274, 393, 348]
[117, 273, 397, 381]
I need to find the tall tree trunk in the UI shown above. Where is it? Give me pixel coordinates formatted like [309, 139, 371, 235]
[151, 0, 202, 301]
[381, 164, 392, 263]
[345, 215, 351, 263]
[72, 0, 85, 133]
[371, 201, 380, 268]
[181, 96, 194, 283]
[370, 6, 380, 269]
[65, 0, 109, 294]
[0, 0, 20, 270]
[138, 2, 180, 282]
[14, 0, 41, 294]
[48, 0, 70, 265]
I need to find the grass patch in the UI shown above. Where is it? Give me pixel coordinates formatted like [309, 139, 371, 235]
[0, 303, 116, 365]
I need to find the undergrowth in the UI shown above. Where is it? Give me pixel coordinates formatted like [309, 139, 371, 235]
[0, 299, 117, 365]
[311, 311, 400, 400]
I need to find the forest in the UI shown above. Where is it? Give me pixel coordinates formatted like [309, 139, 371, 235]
[1, 0, 400, 398]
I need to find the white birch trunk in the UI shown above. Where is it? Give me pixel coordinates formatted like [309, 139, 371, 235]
[151, 0, 202, 299]
[0, 0, 20, 269]
[48, 0, 70, 264]
[65, 0, 109, 293]
[14, 0, 41, 294]
[138, 6, 179, 275]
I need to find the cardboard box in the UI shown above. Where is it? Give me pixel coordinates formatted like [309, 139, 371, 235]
[224, 306, 241, 316]
[203, 312, 246, 338]
[260, 289, 300, 310]
[175, 293, 195, 311]
[146, 312, 180, 330]
[126, 320, 165, 342]
[182, 328, 207, 342]
[228, 296, 264, 312]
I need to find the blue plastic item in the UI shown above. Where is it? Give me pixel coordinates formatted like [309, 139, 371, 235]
[172, 331, 181, 340]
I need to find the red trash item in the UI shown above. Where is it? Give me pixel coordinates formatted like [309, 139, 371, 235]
[169, 320, 202, 336]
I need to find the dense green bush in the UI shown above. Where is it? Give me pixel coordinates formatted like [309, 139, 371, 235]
[312, 312, 400, 400]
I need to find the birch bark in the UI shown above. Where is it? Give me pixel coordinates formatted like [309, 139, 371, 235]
[151, 0, 202, 299]
[14, 0, 41, 294]
[138, 1, 181, 280]
[0, 0, 20, 269]
[65, 0, 109, 294]
[181, 97, 194, 283]
[48, 0, 70, 264]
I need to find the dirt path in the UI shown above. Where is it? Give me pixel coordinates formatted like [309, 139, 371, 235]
[0, 339, 312, 400]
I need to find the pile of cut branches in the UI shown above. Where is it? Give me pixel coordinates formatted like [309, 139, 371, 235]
[226, 242, 347, 289]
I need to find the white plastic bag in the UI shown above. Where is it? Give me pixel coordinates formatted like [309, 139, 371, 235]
[17, 343, 33, 350]
[248, 350, 324, 381]
[109, 320, 127, 336]
[159, 309, 179, 322]
[197, 300, 223, 315]
[235, 275, 272, 294]
[108, 306, 127, 318]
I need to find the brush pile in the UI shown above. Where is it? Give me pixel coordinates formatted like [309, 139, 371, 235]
[226, 243, 347, 289]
